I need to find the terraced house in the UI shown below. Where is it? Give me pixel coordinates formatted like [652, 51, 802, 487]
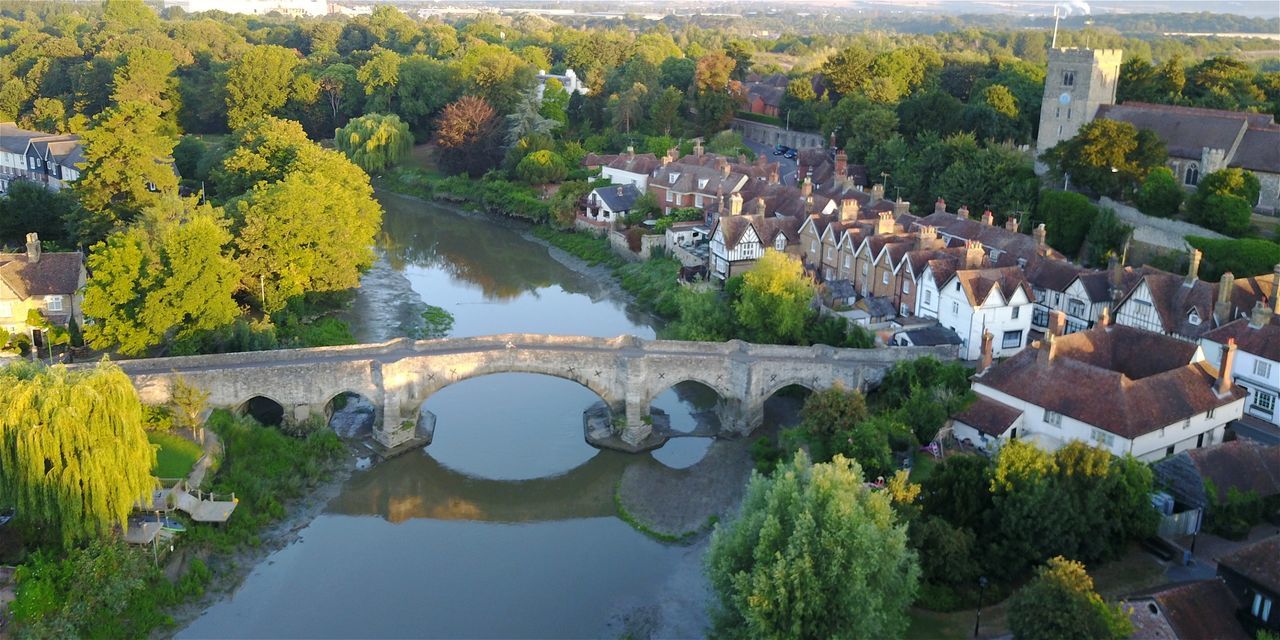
[0, 233, 86, 343]
[0, 122, 84, 193]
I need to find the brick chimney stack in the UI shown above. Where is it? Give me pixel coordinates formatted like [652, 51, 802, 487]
[956, 206, 970, 221]
[964, 239, 984, 269]
[626, 145, 635, 159]
[981, 209, 994, 226]
[870, 184, 885, 203]
[877, 211, 895, 235]
[1036, 333, 1058, 364]
[756, 197, 768, 216]
[1249, 300, 1273, 329]
[1049, 309, 1066, 337]
[1185, 249, 1202, 287]
[978, 329, 994, 372]
[1099, 305, 1111, 327]
[1214, 271, 1235, 325]
[728, 192, 743, 216]
[1032, 223, 1047, 249]
[893, 198, 910, 216]
[915, 225, 938, 251]
[840, 198, 859, 222]
[834, 149, 847, 179]
[1005, 217, 1019, 232]
[25, 233, 40, 263]
[768, 163, 779, 185]
[1217, 338, 1237, 396]
[1108, 256, 1123, 301]
[694, 140, 704, 156]
[1273, 263, 1280, 315]
[800, 176, 813, 198]
[934, 198, 947, 214]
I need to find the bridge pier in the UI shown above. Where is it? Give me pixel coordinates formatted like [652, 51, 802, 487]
[713, 398, 764, 438]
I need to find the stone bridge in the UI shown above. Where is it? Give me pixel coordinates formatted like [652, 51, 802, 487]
[111, 334, 955, 452]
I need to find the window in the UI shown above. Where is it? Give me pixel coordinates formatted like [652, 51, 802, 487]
[825, 247, 833, 260]
[666, 190, 674, 203]
[1062, 70, 1075, 86]
[1182, 418, 1191, 430]
[924, 290, 932, 305]
[45, 296, 62, 312]
[901, 303, 908, 316]
[1184, 164, 1199, 186]
[903, 280, 911, 294]
[955, 282, 961, 291]
[1188, 308, 1201, 326]
[1068, 299, 1086, 317]
[1254, 390, 1277, 414]
[810, 240, 817, 253]
[1253, 593, 1273, 623]
[1011, 306, 1020, 320]
[1035, 289, 1046, 303]
[1067, 107, 1071, 119]
[1033, 307, 1049, 327]
[951, 301, 959, 314]
[1091, 428, 1115, 447]
[775, 236, 786, 251]
[1207, 407, 1215, 420]
[1131, 299, 1154, 322]
[861, 262, 869, 275]
[882, 272, 889, 285]
[1255, 360, 1273, 378]
[1044, 409, 1063, 427]
[843, 255, 851, 268]
[1002, 330, 1022, 349]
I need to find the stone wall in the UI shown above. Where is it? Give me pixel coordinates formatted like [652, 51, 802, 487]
[1099, 196, 1227, 251]
[731, 119, 824, 150]
[607, 229, 664, 261]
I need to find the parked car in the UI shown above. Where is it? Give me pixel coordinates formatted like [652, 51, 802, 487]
[784, 149, 797, 160]
[773, 145, 789, 156]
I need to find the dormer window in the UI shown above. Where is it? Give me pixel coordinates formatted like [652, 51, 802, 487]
[775, 235, 786, 250]
[1187, 308, 1201, 326]
[668, 173, 679, 184]
[698, 178, 709, 189]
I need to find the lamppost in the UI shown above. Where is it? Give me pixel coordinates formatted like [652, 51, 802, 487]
[973, 575, 989, 638]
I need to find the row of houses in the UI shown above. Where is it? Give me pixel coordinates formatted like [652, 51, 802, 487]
[0, 122, 83, 194]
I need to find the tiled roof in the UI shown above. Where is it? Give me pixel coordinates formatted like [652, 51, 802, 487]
[912, 211, 1064, 264]
[1188, 440, 1280, 502]
[1233, 127, 1280, 173]
[746, 83, 784, 108]
[715, 213, 800, 252]
[604, 152, 662, 175]
[1204, 316, 1280, 361]
[0, 252, 84, 300]
[1099, 102, 1280, 174]
[953, 266, 1032, 306]
[973, 325, 1246, 439]
[1126, 268, 1218, 338]
[1124, 579, 1249, 640]
[953, 395, 1023, 436]
[1023, 257, 1084, 293]
[1217, 535, 1280, 594]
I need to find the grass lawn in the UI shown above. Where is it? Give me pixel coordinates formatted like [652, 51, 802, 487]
[149, 432, 203, 480]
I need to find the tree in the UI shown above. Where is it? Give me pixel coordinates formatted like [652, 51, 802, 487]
[29, 98, 68, 134]
[694, 51, 735, 93]
[659, 57, 696, 90]
[795, 383, 870, 462]
[396, 55, 460, 136]
[110, 47, 180, 133]
[213, 116, 314, 198]
[828, 95, 899, 163]
[73, 101, 178, 244]
[0, 180, 79, 248]
[170, 375, 210, 445]
[334, 113, 413, 173]
[515, 149, 567, 185]
[1033, 191, 1099, 258]
[648, 86, 683, 136]
[357, 48, 402, 113]
[821, 46, 873, 96]
[225, 45, 301, 129]
[505, 90, 558, 146]
[1008, 557, 1131, 640]
[733, 250, 815, 345]
[1186, 236, 1280, 282]
[1187, 168, 1261, 237]
[1083, 208, 1133, 267]
[611, 82, 650, 134]
[0, 362, 155, 546]
[434, 96, 502, 177]
[317, 63, 362, 128]
[83, 197, 241, 356]
[706, 452, 919, 639]
[539, 77, 569, 129]
[1042, 119, 1166, 198]
[1134, 166, 1183, 217]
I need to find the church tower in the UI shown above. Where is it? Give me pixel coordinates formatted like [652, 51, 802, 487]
[1034, 48, 1123, 174]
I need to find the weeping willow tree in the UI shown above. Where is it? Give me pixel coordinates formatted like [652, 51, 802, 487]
[0, 362, 156, 546]
[334, 112, 414, 173]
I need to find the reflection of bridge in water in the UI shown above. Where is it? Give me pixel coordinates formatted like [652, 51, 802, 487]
[328, 450, 639, 524]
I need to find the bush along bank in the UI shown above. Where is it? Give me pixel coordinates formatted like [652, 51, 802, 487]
[387, 167, 550, 222]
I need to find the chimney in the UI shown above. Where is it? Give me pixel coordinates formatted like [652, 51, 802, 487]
[1109, 256, 1124, 302]
[934, 198, 947, 214]
[25, 232, 40, 263]
[1185, 249, 1202, 287]
[1249, 300, 1274, 329]
[616, 186, 624, 197]
[1216, 339, 1237, 396]
[870, 184, 885, 203]
[804, 195, 814, 213]
[1036, 333, 1058, 364]
[876, 211, 894, 235]
[728, 192, 743, 216]
[755, 197, 767, 216]
[915, 225, 938, 251]
[893, 198, 910, 216]
[626, 145, 635, 159]
[1273, 263, 1280, 315]
[840, 198, 859, 222]
[1099, 305, 1111, 327]
[978, 329, 994, 372]
[1048, 310, 1066, 337]
[661, 152, 672, 167]
[956, 205, 970, 221]
[694, 140, 704, 156]
[718, 158, 730, 176]
[1005, 217, 1019, 232]
[668, 146, 681, 161]
[800, 176, 813, 198]
[768, 164, 779, 185]
[834, 150, 847, 178]
[981, 209, 994, 226]
[964, 239, 984, 269]
[1214, 271, 1235, 325]
[1032, 223, 1047, 249]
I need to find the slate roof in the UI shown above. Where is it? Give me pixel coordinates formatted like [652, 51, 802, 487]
[1233, 127, 1280, 174]
[1024, 256, 1085, 293]
[591, 184, 642, 212]
[1124, 579, 1250, 640]
[0, 251, 84, 300]
[1218, 535, 1280, 594]
[746, 83, 784, 108]
[1204, 316, 1280, 361]
[912, 210, 1065, 264]
[952, 266, 1032, 306]
[1121, 267, 1219, 338]
[0, 123, 82, 166]
[973, 325, 1246, 438]
[1099, 102, 1280, 174]
[651, 161, 749, 198]
[1188, 440, 1280, 503]
[898, 325, 963, 346]
[952, 395, 1023, 436]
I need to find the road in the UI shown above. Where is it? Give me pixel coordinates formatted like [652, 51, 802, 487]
[743, 139, 798, 186]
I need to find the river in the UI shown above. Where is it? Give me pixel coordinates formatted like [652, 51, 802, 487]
[179, 192, 793, 639]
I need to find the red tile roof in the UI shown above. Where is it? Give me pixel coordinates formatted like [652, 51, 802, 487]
[0, 251, 83, 300]
[1124, 579, 1249, 640]
[952, 395, 1023, 436]
[1218, 535, 1280, 594]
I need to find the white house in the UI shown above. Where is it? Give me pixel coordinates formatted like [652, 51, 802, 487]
[1201, 297, 1280, 429]
[535, 68, 589, 102]
[583, 184, 642, 224]
[708, 197, 800, 281]
[0, 122, 83, 194]
[927, 262, 1033, 361]
[600, 148, 661, 191]
[951, 322, 1247, 461]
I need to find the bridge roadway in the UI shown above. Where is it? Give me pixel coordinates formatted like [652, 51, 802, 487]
[108, 333, 955, 452]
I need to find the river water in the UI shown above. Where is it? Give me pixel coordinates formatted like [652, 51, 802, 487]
[179, 193, 753, 638]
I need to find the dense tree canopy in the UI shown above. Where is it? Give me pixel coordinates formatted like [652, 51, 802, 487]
[0, 362, 156, 547]
[707, 452, 919, 639]
[334, 112, 414, 173]
[1008, 557, 1132, 640]
[733, 250, 816, 345]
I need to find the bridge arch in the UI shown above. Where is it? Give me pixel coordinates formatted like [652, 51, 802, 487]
[237, 394, 286, 426]
[643, 374, 735, 412]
